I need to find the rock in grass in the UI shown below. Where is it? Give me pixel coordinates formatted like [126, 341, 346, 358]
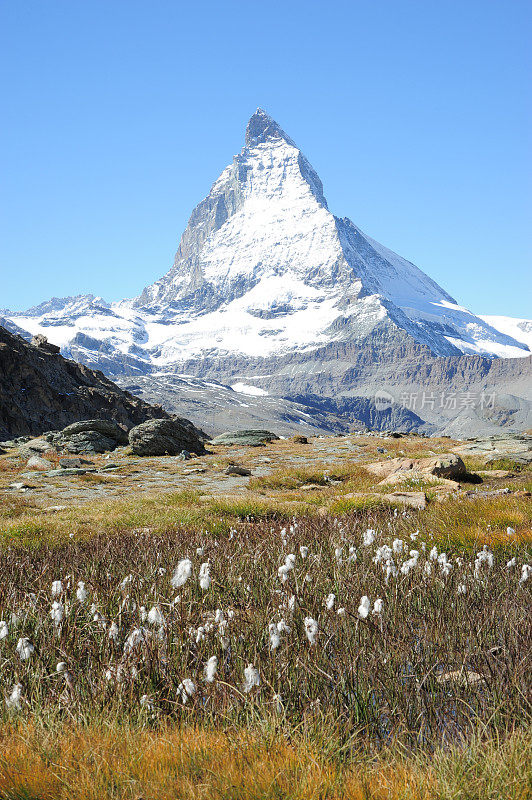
[211, 430, 279, 447]
[128, 418, 207, 457]
[382, 491, 427, 510]
[26, 455, 53, 470]
[365, 454, 467, 482]
[59, 457, 95, 469]
[224, 464, 252, 476]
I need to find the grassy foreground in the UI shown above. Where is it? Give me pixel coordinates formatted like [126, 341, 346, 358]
[0, 434, 530, 798]
[0, 721, 530, 799]
[0, 508, 530, 798]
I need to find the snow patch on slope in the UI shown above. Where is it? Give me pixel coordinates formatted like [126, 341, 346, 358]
[479, 315, 532, 355]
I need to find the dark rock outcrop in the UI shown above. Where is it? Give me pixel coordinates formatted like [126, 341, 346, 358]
[0, 325, 169, 440]
[53, 419, 130, 452]
[128, 418, 208, 456]
[31, 334, 60, 354]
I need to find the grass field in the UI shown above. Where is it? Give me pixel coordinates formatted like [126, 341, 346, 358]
[0, 436, 530, 798]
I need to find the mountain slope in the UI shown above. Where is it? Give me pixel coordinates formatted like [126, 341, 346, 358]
[0, 326, 169, 440]
[4, 109, 531, 436]
[479, 315, 532, 352]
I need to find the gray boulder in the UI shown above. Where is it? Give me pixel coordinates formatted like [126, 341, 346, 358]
[51, 419, 129, 454]
[224, 464, 252, 476]
[211, 429, 280, 447]
[26, 455, 53, 470]
[18, 437, 51, 458]
[128, 418, 207, 457]
[59, 457, 94, 469]
[60, 420, 129, 444]
[63, 432, 118, 454]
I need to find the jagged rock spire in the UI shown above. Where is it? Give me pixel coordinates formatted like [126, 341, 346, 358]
[245, 108, 295, 147]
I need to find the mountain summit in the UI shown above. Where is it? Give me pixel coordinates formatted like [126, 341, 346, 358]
[245, 107, 296, 147]
[132, 108, 528, 361]
[5, 109, 531, 435]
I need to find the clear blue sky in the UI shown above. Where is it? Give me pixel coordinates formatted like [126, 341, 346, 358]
[1, 0, 530, 317]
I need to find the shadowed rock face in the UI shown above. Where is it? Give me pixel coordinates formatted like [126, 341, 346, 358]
[0, 326, 170, 440]
[128, 418, 208, 456]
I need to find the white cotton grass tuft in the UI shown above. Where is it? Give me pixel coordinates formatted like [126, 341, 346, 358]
[358, 596, 371, 619]
[108, 622, 119, 641]
[16, 637, 34, 660]
[56, 661, 67, 673]
[334, 547, 343, 563]
[199, 562, 211, 590]
[204, 655, 218, 683]
[363, 529, 376, 547]
[506, 558, 517, 569]
[304, 616, 318, 645]
[325, 593, 335, 610]
[299, 546, 309, 559]
[374, 545, 392, 564]
[123, 627, 149, 656]
[457, 583, 467, 595]
[474, 546, 494, 579]
[0, 621, 8, 640]
[372, 598, 383, 615]
[337, 607, 346, 617]
[278, 554, 296, 583]
[76, 581, 88, 603]
[50, 600, 64, 627]
[51, 580, 63, 597]
[147, 606, 165, 627]
[520, 564, 531, 584]
[507, 527, 516, 536]
[195, 626, 205, 644]
[93, 611, 106, 628]
[268, 623, 281, 650]
[392, 539, 404, 555]
[177, 678, 196, 704]
[243, 663, 260, 693]
[5, 683, 22, 712]
[401, 551, 420, 575]
[171, 558, 192, 589]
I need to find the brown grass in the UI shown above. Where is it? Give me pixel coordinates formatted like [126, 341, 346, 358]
[0, 722, 529, 800]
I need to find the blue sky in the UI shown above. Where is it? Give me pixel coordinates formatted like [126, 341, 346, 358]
[1, 0, 530, 317]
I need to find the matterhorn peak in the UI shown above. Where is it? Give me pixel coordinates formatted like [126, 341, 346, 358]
[245, 107, 295, 148]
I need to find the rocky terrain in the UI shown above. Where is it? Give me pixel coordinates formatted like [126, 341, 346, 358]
[1, 418, 530, 521]
[0, 325, 170, 440]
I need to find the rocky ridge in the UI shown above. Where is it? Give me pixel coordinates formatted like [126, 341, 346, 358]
[0, 325, 169, 440]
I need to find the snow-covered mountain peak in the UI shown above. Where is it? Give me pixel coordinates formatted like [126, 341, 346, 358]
[5, 109, 531, 376]
[245, 107, 296, 148]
